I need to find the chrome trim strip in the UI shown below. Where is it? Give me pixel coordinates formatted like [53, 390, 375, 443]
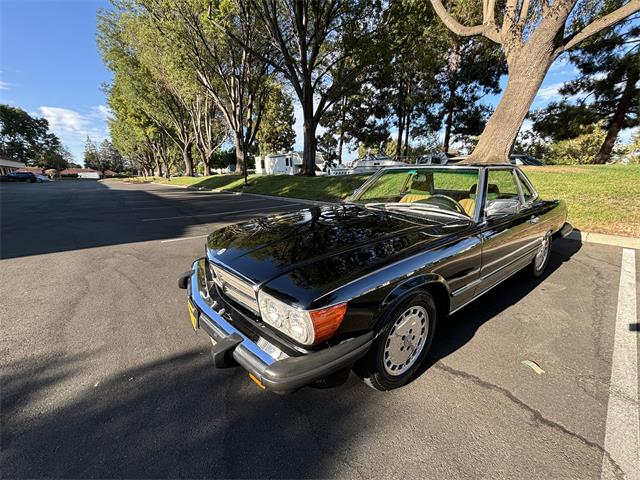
[190, 261, 274, 366]
[450, 248, 537, 314]
[480, 237, 541, 271]
[451, 278, 482, 297]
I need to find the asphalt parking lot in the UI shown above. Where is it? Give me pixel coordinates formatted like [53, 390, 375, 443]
[1, 179, 638, 479]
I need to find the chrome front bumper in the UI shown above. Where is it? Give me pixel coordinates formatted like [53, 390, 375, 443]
[183, 258, 374, 394]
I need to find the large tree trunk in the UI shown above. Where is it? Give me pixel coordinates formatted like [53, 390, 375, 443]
[197, 145, 213, 175]
[465, 47, 554, 163]
[155, 155, 163, 178]
[443, 108, 453, 154]
[301, 90, 317, 176]
[337, 101, 346, 164]
[594, 69, 638, 164]
[302, 119, 317, 176]
[233, 130, 245, 175]
[182, 143, 194, 176]
[396, 84, 405, 159]
[403, 113, 410, 157]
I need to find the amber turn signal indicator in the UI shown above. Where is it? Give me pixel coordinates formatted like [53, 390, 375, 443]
[309, 302, 348, 343]
[249, 373, 266, 389]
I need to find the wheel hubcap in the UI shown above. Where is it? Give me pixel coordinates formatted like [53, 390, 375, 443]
[535, 236, 550, 271]
[383, 306, 429, 376]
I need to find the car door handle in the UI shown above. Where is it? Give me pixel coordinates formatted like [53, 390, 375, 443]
[530, 216, 539, 224]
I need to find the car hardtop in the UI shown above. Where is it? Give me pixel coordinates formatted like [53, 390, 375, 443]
[355, 163, 539, 223]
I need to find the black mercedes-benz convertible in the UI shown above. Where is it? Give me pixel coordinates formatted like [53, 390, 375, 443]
[179, 164, 572, 393]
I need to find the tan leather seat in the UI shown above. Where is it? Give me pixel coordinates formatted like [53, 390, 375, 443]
[459, 198, 475, 216]
[399, 193, 431, 203]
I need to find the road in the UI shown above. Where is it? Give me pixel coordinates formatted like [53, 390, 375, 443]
[1, 179, 638, 479]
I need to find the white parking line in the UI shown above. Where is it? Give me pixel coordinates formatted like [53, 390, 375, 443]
[602, 248, 638, 480]
[141, 204, 300, 222]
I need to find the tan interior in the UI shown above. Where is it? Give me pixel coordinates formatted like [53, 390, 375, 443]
[399, 193, 432, 203]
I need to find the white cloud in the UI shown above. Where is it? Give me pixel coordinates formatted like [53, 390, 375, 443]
[38, 106, 110, 164]
[0, 80, 10, 91]
[92, 104, 113, 122]
[40, 106, 90, 134]
[535, 83, 564, 102]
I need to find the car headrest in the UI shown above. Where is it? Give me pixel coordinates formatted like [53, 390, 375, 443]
[469, 183, 499, 194]
[410, 173, 433, 193]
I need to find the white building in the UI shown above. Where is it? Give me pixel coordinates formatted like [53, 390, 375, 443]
[0, 158, 26, 176]
[255, 151, 325, 175]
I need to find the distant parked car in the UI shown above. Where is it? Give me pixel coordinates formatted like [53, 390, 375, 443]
[435, 155, 543, 166]
[0, 172, 40, 183]
[35, 174, 52, 182]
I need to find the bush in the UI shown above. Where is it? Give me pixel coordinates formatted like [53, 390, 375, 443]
[619, 131, 640, 164]
[542, 126, 607, 165]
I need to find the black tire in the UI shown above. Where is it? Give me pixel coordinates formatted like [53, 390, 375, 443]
[529, 232, 552, 278]
[354, 291, 437, 391]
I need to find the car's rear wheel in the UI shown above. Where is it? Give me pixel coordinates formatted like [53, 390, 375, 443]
[530, 232, 552, 278]
[354, 292, 436, 391]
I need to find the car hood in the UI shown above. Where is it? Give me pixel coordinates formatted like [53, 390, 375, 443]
[206, 204, 470, 305]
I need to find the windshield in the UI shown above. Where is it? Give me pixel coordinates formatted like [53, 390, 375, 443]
[350, 167, 480, 217]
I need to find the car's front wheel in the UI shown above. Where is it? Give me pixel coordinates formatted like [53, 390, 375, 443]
[355, 292, 436, 391]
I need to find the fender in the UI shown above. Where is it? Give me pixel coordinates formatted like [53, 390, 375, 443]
[373, 273, 450, 329]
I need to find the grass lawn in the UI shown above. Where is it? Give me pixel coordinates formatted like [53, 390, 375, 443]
[126, 173, 371, 201]
[124, 164, 640, 237]
[522, 165, 640, 238]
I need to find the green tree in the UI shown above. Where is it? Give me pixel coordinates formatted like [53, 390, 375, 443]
[99, 139, 126, 172]
[430, 0, 639, 163]
[257, 85, 296, 155]
[34, 134, 71, 171]
[0, 104, 52, 161]
[134, 0, 274, 181]
[84, 137, 101, 170]
[532, 18, 639, 163]
[622, 130, 640, 163]
[223, 0, 388, 175]
[98, 6, 197, 176]
[543, 123, 609, 164]
[530, 102, 600, 140]
[318, 88, 390, 163]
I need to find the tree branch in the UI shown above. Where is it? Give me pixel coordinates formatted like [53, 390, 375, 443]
[555, 0, 640, 55]
[430, 0, 501, 44]
[484, 0, 496, 25]
[517, 0, 531, 28]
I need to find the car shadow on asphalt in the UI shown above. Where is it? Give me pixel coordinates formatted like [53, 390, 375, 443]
[1, 348, 379, 478]
[418, 236, 583, 377]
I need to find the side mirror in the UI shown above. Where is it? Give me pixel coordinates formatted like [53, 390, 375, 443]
[485, 198, 520, 218]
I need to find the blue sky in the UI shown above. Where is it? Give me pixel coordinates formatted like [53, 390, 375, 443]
[0, 0, 620, 165]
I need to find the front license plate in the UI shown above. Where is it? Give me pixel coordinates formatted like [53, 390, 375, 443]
[187, 300, 198, 330]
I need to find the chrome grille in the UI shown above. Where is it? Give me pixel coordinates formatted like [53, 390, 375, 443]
[210, 264, 259, 314]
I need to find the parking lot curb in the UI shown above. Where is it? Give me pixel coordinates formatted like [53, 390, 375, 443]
[566, 230, 640, 250]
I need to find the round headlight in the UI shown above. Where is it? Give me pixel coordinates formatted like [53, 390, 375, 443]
[287, 311, 312, 344]
[266, 300, 282, 327]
